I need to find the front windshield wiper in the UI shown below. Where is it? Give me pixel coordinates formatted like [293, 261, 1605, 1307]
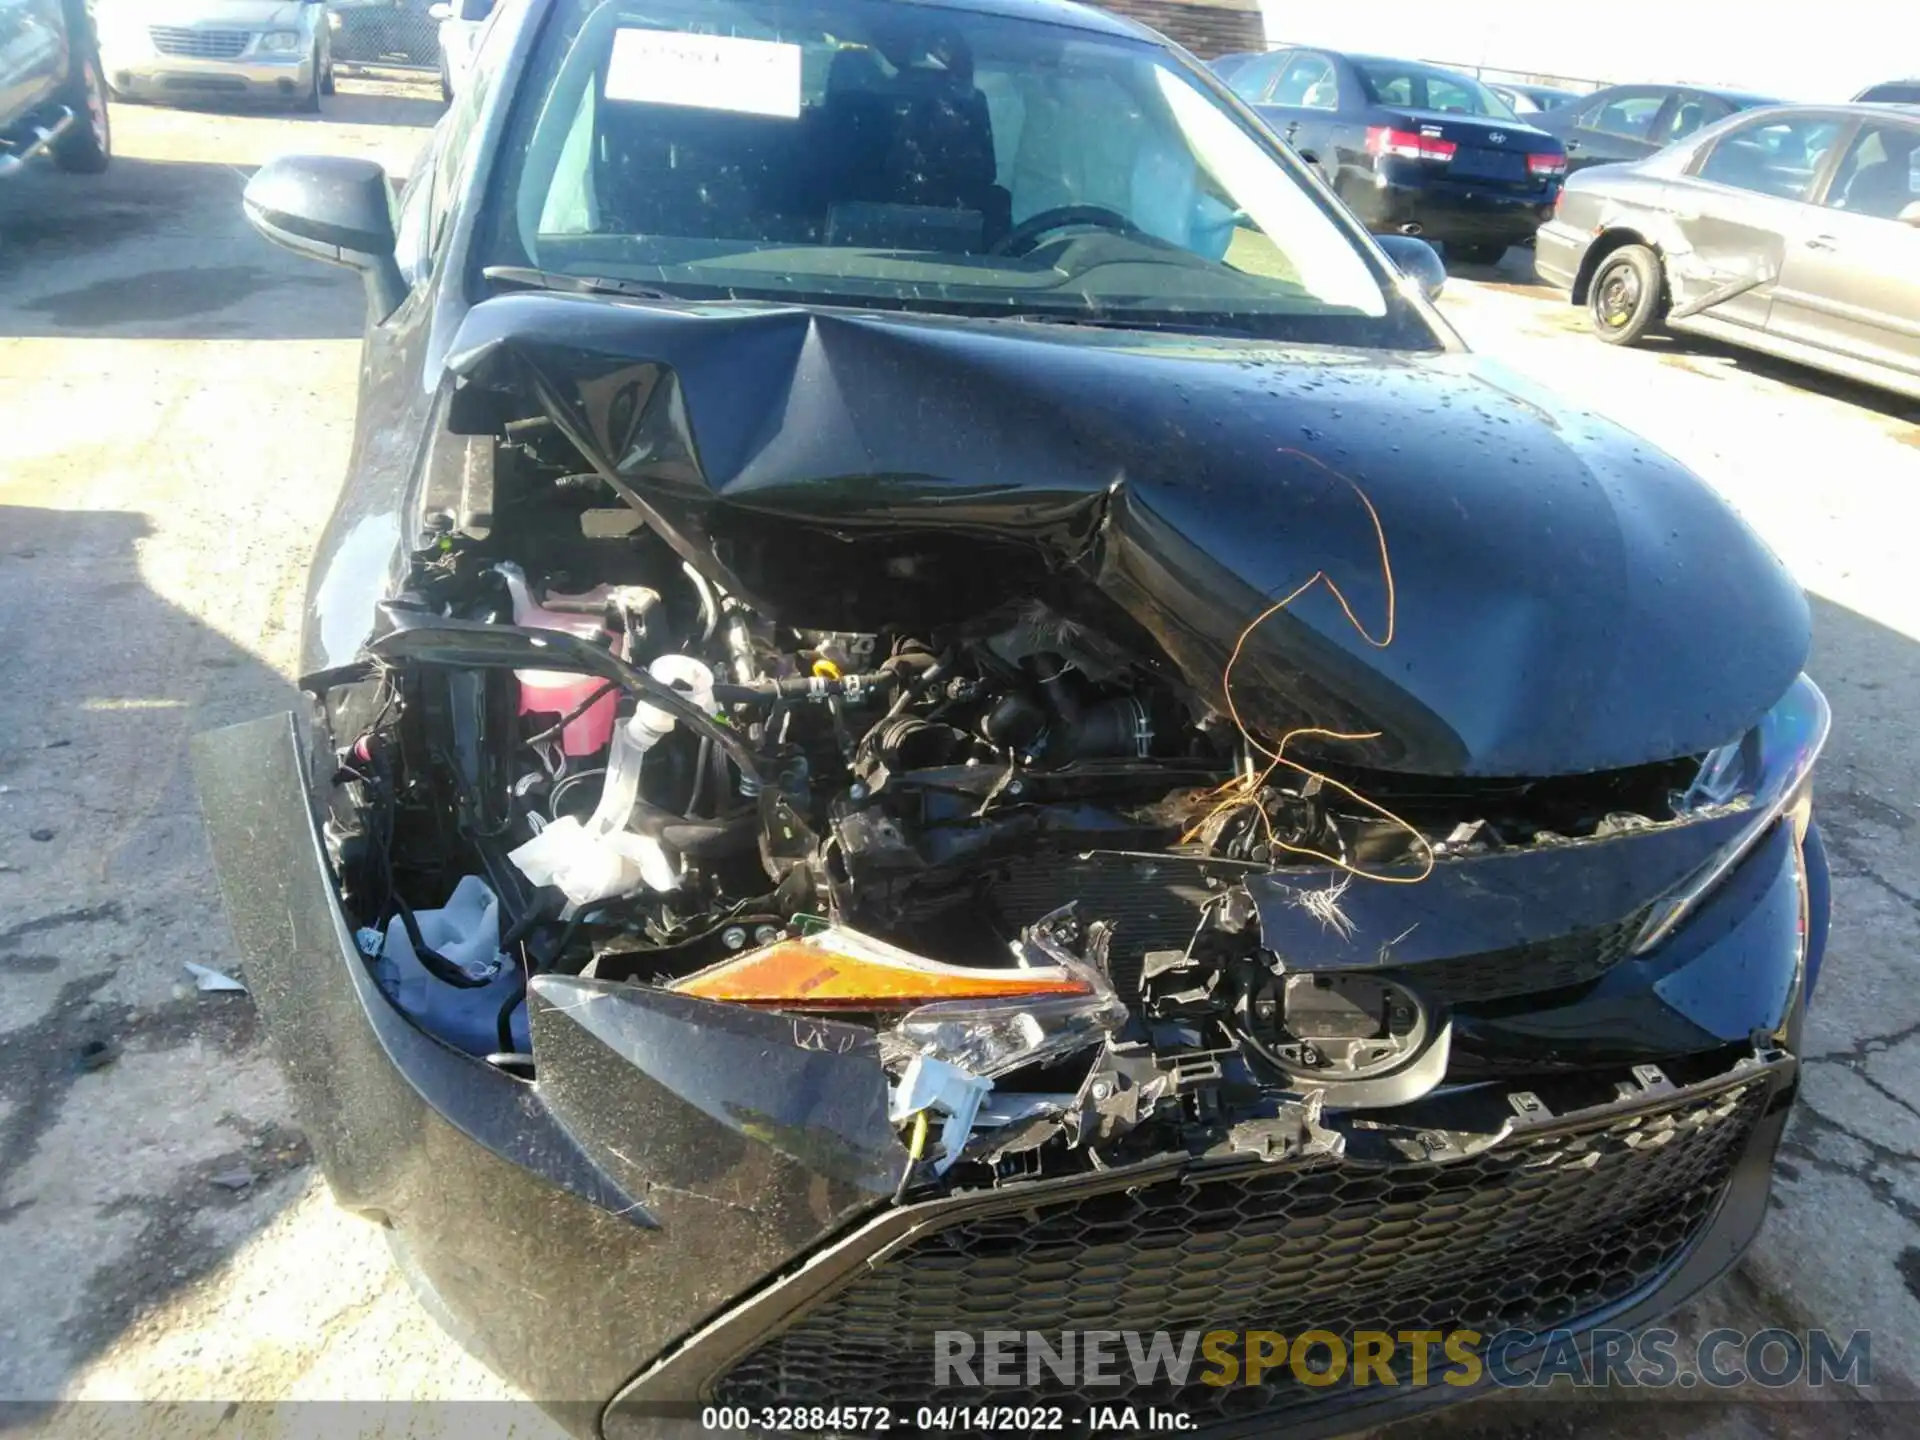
[993, 311, 1170, 330]
[482, 265, 678, 301]
[991, 310, 1261, 337]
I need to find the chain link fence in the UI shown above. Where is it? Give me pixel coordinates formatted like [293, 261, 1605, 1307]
[329, 0, 442, 71]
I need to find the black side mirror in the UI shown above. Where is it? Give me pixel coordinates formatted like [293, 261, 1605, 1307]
[243, 154, 407, 320]
[1376, 233, 1446, 302]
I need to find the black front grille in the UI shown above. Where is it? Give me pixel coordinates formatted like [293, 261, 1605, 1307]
[988, 851, 1648, 1007]
[715, 1083, 1762, 1426]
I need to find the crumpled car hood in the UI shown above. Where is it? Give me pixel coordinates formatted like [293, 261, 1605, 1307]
[445, 293, 1808, 777]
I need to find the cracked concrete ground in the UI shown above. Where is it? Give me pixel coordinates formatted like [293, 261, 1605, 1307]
[0, 86, 1916, 1439]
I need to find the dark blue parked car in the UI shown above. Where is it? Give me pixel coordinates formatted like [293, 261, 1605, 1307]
[1218, 46, 1566, 263]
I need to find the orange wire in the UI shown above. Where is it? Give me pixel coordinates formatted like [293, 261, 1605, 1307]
[1186, 450, 1435, 886]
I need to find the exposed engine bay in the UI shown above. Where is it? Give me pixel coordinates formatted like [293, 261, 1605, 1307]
[309, 388, 1787, 1199]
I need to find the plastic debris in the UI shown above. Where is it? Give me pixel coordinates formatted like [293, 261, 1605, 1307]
[879, 989, 1127, 1077]
[508, 814, 678, 907]
[370, 876, 528, 1055]
[889, 1054, 992, 1175]
[978, 1092, 1077, 1127]
[184, 961, 248, 993]
[876, 907, 1127, 1077]
[209, 1168, 256, 1191]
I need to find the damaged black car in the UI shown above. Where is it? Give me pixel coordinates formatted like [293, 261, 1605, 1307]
[201, 0, 1833, 1434]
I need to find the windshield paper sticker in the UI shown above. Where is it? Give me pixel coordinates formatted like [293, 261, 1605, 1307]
[605, 29, 802, 118]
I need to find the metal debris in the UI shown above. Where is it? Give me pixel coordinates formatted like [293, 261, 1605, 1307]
[184, 961, 248, 993]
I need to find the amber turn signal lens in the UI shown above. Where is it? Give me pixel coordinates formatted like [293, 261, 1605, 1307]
[671, 926, 1093, 1008]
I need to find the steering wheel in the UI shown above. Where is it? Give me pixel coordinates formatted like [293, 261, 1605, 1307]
[990, 205, 1142, 257]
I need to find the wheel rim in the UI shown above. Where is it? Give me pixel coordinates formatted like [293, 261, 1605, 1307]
[1596, 263, 1641, 329]
[85, 58, 109, 146]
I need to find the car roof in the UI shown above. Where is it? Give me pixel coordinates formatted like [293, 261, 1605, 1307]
[1586, 81, 1780, 105]
[1736, 100, 1920, 123]
[1341, 52, 1483, 73]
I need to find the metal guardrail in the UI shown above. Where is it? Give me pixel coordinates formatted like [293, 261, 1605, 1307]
[1263, 40, 1604, 95]
[1409, 59, 1604, 94]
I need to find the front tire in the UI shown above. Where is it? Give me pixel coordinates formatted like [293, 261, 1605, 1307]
[1588, 244, 1664, 345]
[320, 56, 336, 95]
[52, 52, 111, 174]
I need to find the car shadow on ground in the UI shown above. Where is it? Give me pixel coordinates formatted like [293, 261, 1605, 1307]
[1445, 245, 1560, 298]
[1635, 332, 1920, 428]
[113, 68, 444, 129]
[0, 505, 308, 1410]
[0, 155, 367, 341]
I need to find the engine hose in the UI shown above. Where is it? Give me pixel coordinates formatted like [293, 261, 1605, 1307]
[389, 893, 491, 990]
[496, 970, 527, 1053]
[368, 612, 765, 787]
[711, 672, 897, 705]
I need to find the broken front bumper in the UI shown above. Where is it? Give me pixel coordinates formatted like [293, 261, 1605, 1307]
[195, 712, 1813, 1437]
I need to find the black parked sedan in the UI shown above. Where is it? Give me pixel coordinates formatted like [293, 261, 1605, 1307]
[206, 0, 1830, 1433]
[1218, 47, 1567, 263]
[1532, 81, 1781, 171]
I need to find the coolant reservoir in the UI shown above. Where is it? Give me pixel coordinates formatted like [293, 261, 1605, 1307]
[499, 564, 619, 756]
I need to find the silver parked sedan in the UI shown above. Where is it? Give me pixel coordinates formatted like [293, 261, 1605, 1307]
[1536, 102, 1920, 400]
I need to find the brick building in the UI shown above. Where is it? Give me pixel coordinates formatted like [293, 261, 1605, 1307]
[1095, 0, 1266, 60]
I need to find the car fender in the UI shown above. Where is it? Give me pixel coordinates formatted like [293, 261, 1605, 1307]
[1571, 196, 1699, 308]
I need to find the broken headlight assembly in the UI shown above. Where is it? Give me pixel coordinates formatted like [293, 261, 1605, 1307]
[1632, 673, 1829, 955]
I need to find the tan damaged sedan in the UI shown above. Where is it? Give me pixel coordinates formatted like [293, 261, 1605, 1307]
[1535, 101, 1920, 400]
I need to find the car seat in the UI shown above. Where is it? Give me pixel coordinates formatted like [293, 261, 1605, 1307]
[1841, 154, 1917, 218]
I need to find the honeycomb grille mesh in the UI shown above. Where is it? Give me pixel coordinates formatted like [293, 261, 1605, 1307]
[714, 1084, 1762, 1425]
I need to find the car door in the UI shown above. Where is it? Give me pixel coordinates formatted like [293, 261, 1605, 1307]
[1769, 118, 1920, 378]
[1661, 112, 1848, 332]
[1248, 50, 1346, 175]
[1555, 87, 1677, 171]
